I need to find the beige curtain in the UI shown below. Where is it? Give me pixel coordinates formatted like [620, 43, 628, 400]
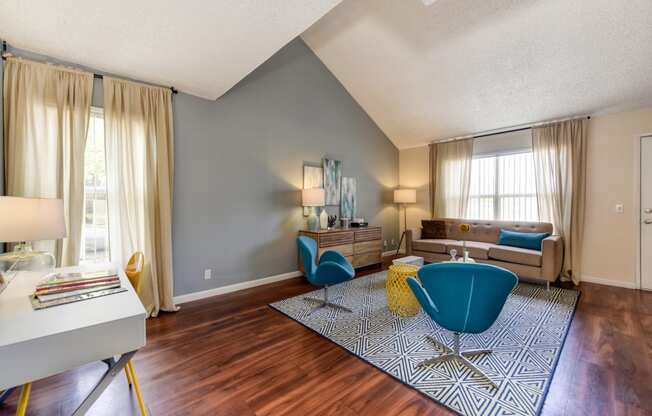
[428, 143, 437, 218]
[3, 57, 92, 266]
[104, 77, 177, 316]
[433, 138, 474, 218]
[532, 119, 587, 284]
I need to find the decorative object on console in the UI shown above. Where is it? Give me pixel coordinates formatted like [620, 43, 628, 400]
[394, 188, 417, 255]
[323, 158, 342, 205]
[327, 215, 338, 229]
[0, 197, 66, 295]
[340, 177, 357, 219]
[351, 218, 368, 227]
[302, 164, 323, 216]
[319, 208, 329, 230]
[301, 188, 325, 232]
[458, 223, 471, 262]
[339, 218, 350, 228]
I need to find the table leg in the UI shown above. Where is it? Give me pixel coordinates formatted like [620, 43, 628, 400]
[126, 361, 147, 415]
[16, 383, 31, 416]
[71, 350, 137, 416]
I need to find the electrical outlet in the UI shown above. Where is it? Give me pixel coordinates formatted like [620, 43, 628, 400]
[615, 203, 624, 213]
[383, 240, 388, 248]
[203, 269, 212, 280]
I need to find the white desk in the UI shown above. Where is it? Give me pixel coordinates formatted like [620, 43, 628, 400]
[0, 264, 146, 414]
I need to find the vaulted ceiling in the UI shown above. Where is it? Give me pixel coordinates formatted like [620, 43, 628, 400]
[303, 0, 652, 148]
[0, 0, 341, 100]
[2, 0, 651, 149]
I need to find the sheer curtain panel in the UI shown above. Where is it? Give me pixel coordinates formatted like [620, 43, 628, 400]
[104, 77, 177, 316]
[532, 119, 587, 284]
[432, 138, 474, 218]
[3, 57, 92, 265]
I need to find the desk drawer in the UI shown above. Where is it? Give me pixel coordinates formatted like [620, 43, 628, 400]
[318, 244, 354, 259]
[354, 228, 381, 242]
[354, 240, 382, 254]
[319, 231, 354, 247]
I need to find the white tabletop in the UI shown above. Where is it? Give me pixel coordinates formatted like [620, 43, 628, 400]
[0, 263, 147, 390]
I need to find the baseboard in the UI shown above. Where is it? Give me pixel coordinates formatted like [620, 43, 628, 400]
[581, 274, 638, 289]
[383, 250, 404, 257]
[173, 270, 303, 305]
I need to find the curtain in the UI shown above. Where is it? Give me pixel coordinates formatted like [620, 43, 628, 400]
[532, 119, 587, 284]
[428, 143, 437, 218]
[3, 57, 92, 266]
[104, 77, 177, 316]
[433, 138, 474, 218]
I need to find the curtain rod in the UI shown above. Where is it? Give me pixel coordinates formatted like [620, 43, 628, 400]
[431, 114, 591, 144]
[1, 40, 178, 95]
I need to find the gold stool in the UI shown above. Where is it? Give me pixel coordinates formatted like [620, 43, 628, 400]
[386, 264, 421, 317]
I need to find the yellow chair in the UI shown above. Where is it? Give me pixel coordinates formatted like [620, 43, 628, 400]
[13, 253, 148, 416]
[123, 251, 148, 416]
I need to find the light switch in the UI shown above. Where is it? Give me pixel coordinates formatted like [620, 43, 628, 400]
[204, 269, 212, 280]
[615, 204, 624, 213]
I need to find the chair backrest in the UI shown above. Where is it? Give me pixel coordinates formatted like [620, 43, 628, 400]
[417, 262, 517, 334]
[125, 251, 145, 295]
[297, 236, 317, 282]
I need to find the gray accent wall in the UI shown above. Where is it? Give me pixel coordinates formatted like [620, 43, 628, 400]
[0, 38, 399, 297]
[172, 39, 398, 296]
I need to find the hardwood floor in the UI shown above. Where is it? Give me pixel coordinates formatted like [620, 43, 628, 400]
[2, 258, 651, 416]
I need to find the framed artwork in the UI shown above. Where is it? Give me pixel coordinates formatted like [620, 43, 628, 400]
[340, 177, 357, 219]
[303, 164, 323, 216]
[323, 158, 342, 205]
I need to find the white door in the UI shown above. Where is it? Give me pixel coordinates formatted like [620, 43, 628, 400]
[641, 135, 652, 290]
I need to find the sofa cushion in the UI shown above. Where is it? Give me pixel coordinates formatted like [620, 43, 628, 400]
[421, 220, 447, 239]
[445, 241, 493, 260]
[497, 229, 550, 250]
[412, 239, 456, 254]
[489, 245, 542, 267]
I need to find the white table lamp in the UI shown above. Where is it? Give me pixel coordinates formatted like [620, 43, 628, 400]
[302, 188, 325, 231]
[394, 189, 416, 255]
[0, 196, 67, 293]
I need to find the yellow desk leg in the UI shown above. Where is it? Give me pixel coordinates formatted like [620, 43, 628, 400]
[126, 361, 147, 416]
[16, 383, 31, 416]
[124, 366, 134, 387]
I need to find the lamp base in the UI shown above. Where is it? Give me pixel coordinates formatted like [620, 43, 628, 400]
[307, 207, 320, 231]
[0, 247, 56, 295]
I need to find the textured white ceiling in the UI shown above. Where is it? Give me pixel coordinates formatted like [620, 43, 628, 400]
[0, 0, 341, 100]
[303, 0, 652, 148]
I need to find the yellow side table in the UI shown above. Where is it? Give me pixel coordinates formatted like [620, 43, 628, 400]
[386, 264, 421, 317]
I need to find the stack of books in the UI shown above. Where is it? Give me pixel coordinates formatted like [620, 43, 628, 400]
[30, 270, 127, 309]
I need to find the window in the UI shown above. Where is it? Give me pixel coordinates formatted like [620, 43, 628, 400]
[466, 151, 538, 221]
[80, 107, 110, 263]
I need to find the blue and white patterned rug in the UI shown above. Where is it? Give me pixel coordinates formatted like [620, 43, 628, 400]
[270, 270, 579, 416]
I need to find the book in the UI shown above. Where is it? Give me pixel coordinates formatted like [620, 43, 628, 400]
[35, 277, 120, 295]
[36, 282, 122, 302]
[30, 287, 128, 310]
[38, 270, 118, 287]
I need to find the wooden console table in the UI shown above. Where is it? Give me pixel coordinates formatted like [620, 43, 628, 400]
[299, 226, 383, 270]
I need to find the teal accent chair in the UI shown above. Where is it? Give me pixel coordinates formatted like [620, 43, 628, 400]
[297, 236, 355, 315]
[407, 262, 518, 388]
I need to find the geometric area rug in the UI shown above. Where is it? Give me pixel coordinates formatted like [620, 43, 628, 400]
[270, 271, 579, 416]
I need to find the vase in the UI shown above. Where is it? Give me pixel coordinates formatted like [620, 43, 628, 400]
[319, 208, 329, 229]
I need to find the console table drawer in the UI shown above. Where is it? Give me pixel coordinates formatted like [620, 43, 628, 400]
[319, 231, 354, 247]
[353, 251, 382, 268]
[354, 228, 382, 242]
[354, 240, 382, 254]
[318, 244, 354, 259]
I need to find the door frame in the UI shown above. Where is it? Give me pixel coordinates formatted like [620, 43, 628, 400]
[635, 133, 652, 290]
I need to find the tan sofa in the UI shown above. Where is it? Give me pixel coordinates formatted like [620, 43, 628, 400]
[406, 218, 563, 286]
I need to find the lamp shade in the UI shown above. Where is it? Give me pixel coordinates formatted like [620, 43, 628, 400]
[0, 197, 67, 242]
[394, 189, 416, 204]
[302, 188, 325, 207]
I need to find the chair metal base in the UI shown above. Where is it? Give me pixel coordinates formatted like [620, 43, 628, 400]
[304, 285, 352, 316]
[417, 333, 497, 388]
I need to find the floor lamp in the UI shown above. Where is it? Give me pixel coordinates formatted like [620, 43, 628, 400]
[394, 189, 416, 256]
